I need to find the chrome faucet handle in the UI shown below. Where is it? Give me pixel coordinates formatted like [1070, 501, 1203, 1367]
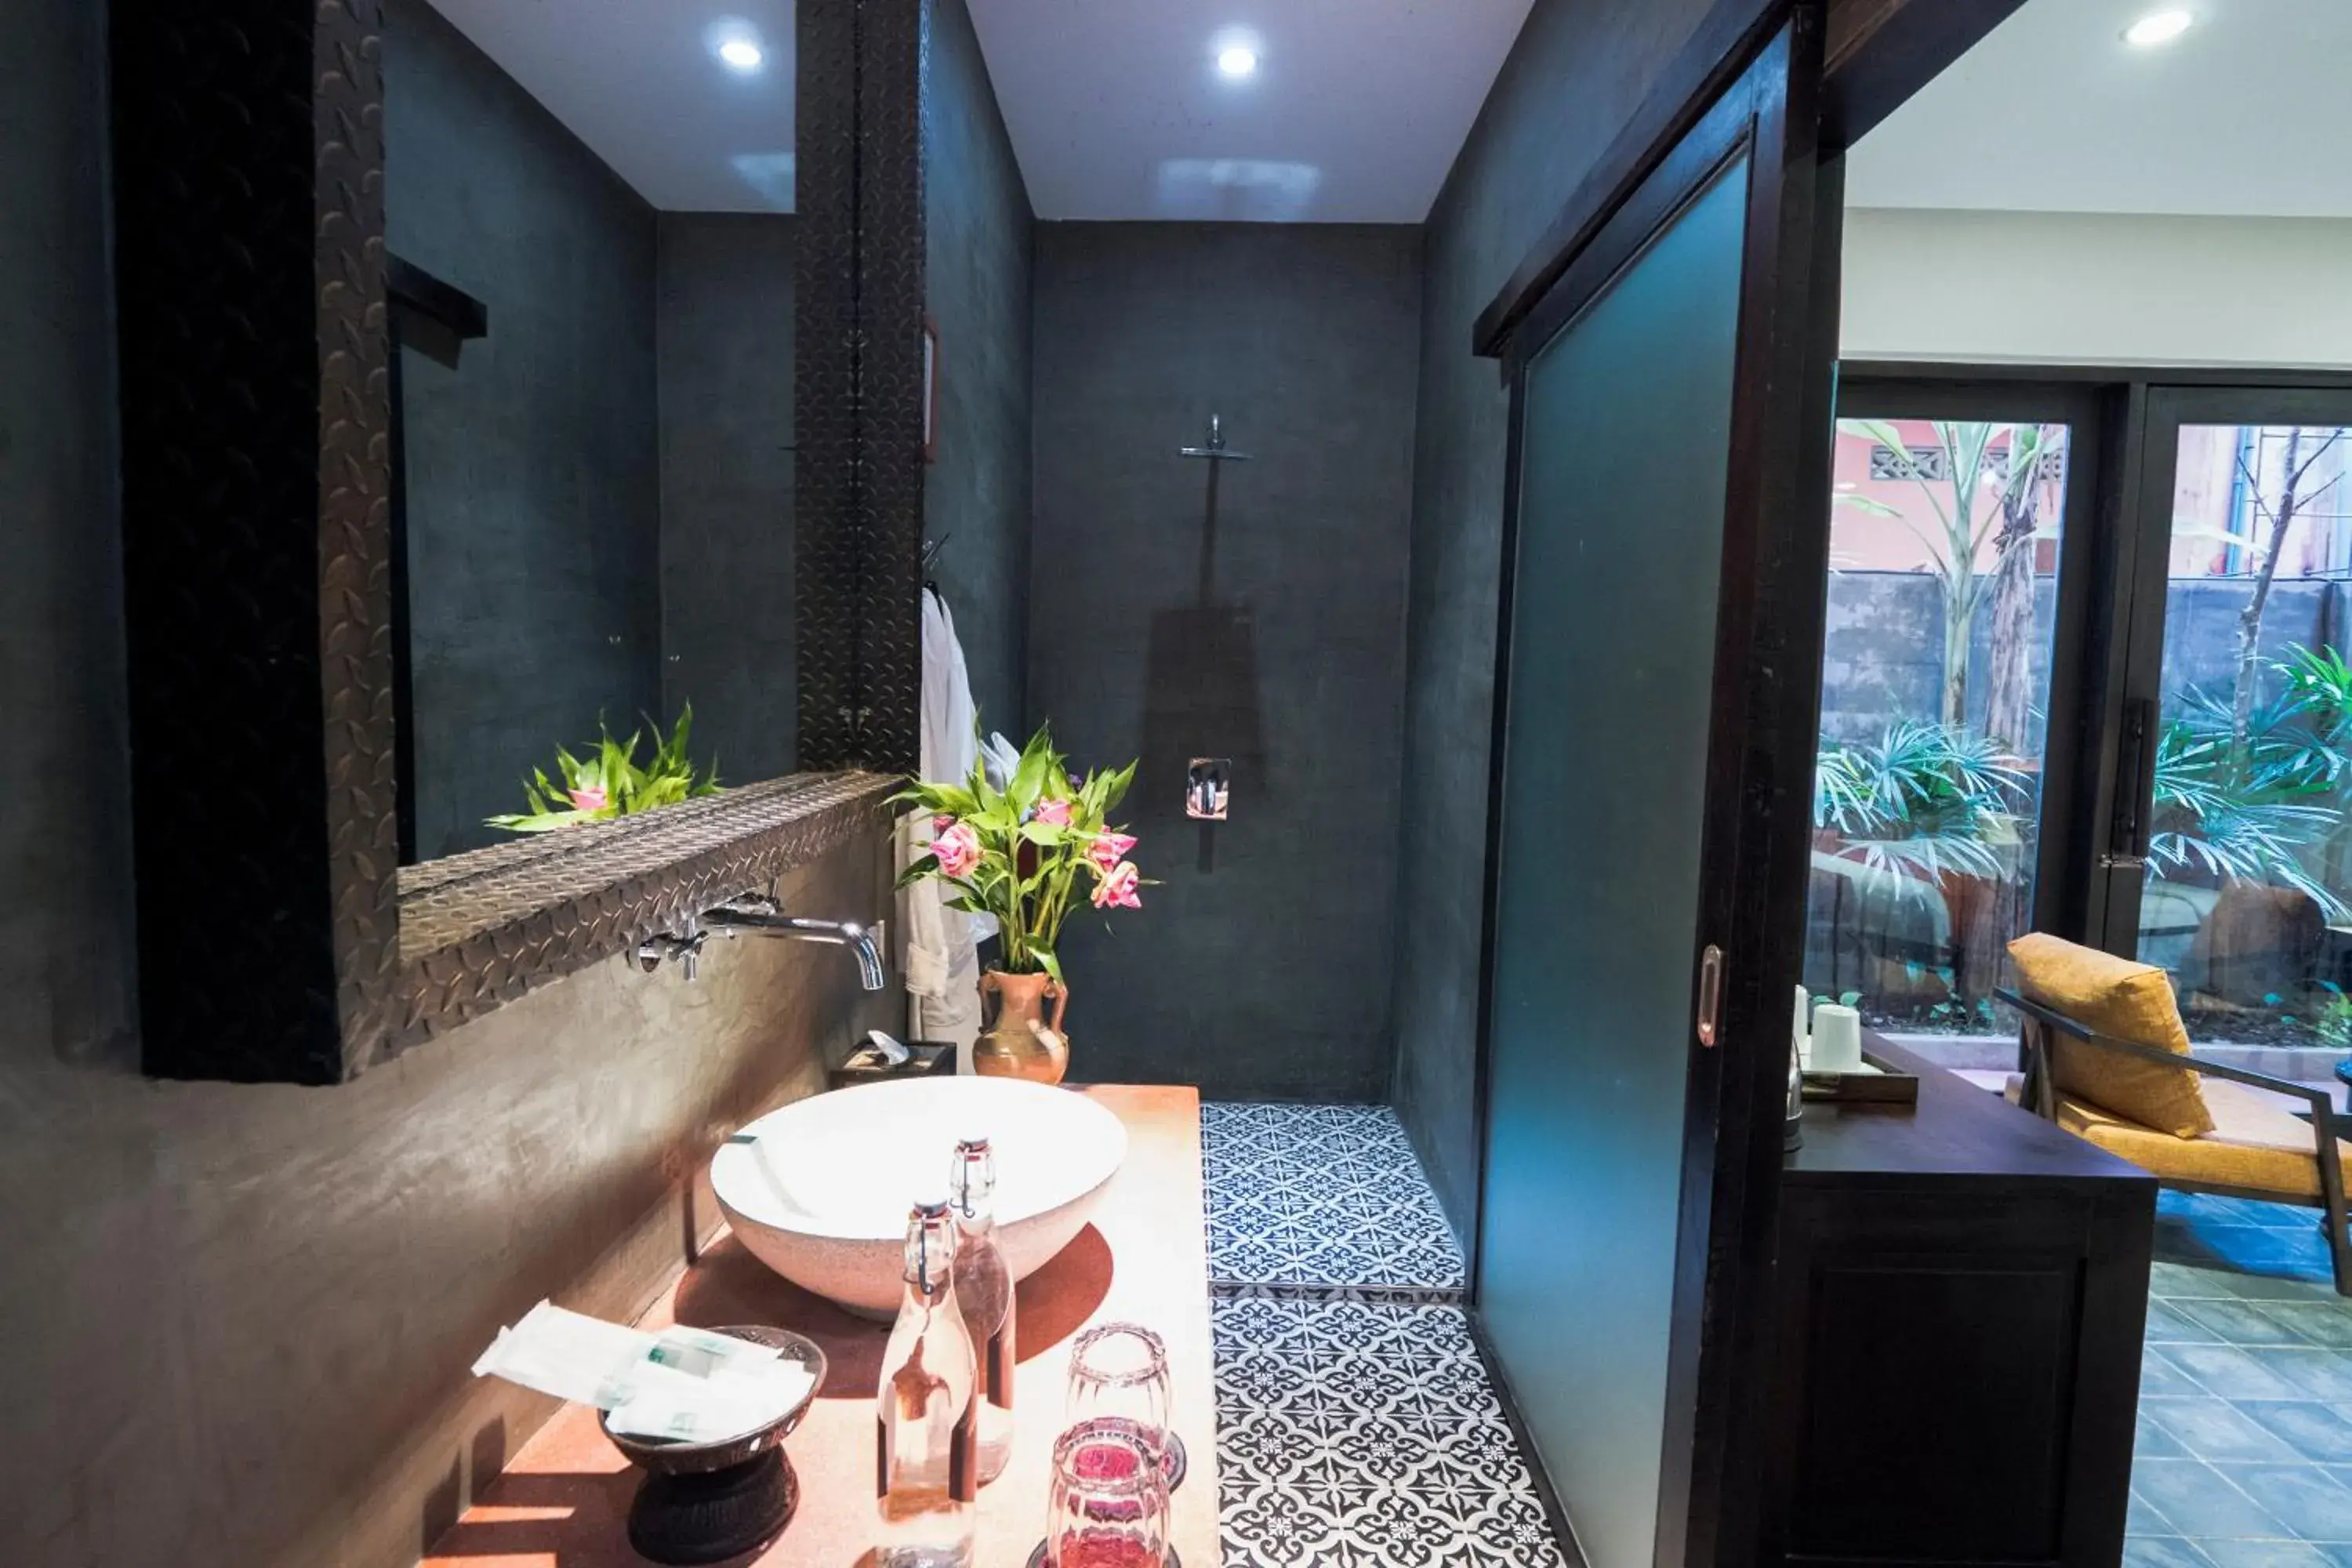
[710, 888, 782, 918]
[633, 916, 707, 980]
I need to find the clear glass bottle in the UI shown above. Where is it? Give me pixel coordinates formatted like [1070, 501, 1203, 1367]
[876, 1197, 978, 1567]
[950, 1135, 1017, 1483]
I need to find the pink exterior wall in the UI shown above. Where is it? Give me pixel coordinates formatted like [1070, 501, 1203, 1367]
[1828, 418, 2067, 575]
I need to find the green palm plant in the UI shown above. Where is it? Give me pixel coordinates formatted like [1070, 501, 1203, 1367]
[2147, 695, 2344, 920]
[1814, 719, 2031, 887]
[2272, 641, 2352, 789]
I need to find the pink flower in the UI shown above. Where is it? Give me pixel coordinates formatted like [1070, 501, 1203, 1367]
[1091, 861, 1142, 911]
[933, 812, 957, 833]
[934, 821, 982, 879]
[569, 785, 608, 813]
[1033, 797, 1074, 828]
[1087, 831, 1138, 872]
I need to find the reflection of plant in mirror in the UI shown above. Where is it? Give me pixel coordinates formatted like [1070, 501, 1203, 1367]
[486, 706, 721, 833]
[1813, 718, 2031, 887]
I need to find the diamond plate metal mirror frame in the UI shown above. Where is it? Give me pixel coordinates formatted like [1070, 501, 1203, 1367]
[109, 0, 896, 1083]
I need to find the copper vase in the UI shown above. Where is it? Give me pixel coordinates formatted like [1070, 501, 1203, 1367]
[973, 970, 1070, 1085]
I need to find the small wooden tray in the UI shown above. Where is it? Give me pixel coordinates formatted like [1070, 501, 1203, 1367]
[828, 1040, 956, 1087]
[1802, 1049, 1919, 1105]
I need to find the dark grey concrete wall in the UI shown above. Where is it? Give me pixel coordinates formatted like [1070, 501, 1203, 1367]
[922, 0, 1034, 734]
[659, 212, 799, 784]
[2155, 579, 2345, 707]
[1, 7, 896, 1566]
[1391, 0, 1721, 1240]
[387, 0, 662, 858]
[1819, 574, 2343, 750]
[1029, 222, 1421, 1101]
[1820, 572, 2062, 749]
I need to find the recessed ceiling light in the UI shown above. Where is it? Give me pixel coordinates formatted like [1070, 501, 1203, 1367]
[1217, 44, 1259, 79]
[2123, 9, 2193, 46]
[717, 36, 764, 72]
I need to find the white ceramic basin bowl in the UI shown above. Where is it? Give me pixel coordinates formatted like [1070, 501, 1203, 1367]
[711, 1076, 1127, 1316]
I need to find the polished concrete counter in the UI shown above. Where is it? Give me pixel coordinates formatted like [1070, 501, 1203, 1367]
[421, 1084, 1218, 1566]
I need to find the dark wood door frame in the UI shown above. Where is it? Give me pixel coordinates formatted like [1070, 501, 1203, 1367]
[1472, 0, 2027, 358]
[1820, 0, 2031, 151]
[1469, 13, 1841, 1566]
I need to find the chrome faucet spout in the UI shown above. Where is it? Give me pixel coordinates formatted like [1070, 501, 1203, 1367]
[702, 899, 888, 991]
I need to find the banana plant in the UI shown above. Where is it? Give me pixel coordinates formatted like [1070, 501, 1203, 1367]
[1834, 420, 2062, 732]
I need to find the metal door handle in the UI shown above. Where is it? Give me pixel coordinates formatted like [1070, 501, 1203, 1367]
[2111, 697, 2158, 863]
[1696, 944, 1724, 1048]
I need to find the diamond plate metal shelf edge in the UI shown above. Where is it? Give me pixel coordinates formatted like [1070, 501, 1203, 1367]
[389, 771, 898, 1054]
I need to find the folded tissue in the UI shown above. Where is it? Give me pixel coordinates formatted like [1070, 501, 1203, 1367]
[473, 1300, 815, 1445]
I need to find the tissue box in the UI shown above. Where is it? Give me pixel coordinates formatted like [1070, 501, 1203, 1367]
[829, 1040, 957, 1088]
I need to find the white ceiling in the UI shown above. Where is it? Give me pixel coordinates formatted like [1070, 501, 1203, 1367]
[423, 0, 797, 212]
[965, 0, 1537, 223]
[1846, 0, 2352, 220]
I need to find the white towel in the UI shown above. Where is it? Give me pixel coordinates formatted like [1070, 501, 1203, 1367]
[901, 589, 985, 1058]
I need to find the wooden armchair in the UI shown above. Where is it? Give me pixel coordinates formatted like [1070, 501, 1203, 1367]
[1996, 985, 2352, 1296]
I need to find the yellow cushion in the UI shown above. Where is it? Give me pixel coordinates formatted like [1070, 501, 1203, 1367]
[2058, 1081, 2344, 1200]
[2009, 932, 2215, 1138]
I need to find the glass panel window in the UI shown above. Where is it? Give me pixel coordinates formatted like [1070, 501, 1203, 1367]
[2140, 423, 2352, 1048]
[1806, 418, 2072, 1043]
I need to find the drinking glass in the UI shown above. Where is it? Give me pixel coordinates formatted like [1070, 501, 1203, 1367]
[1045, 1424, 1169, 1568]
[1064, 1323, 1173, 1479]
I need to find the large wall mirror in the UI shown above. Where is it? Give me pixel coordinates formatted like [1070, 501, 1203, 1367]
[383, 0, 801, 862]
[110, 0, 891, 1083]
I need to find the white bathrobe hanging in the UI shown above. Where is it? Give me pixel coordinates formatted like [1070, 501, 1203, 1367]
[900, 587, 986, 1055]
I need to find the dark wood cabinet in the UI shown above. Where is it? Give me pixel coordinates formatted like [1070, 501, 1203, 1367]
[1758, 1038, 2155, 1568]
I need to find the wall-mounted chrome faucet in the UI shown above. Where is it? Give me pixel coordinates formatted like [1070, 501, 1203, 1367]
[705, 894, 888, 991]
[634, 893, 888, 991]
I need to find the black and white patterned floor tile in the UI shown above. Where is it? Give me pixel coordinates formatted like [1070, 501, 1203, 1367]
[1203, 1104, 1569, 1567]
[1203, 1102, 1468, 1300]
[1211, 1294, 1568, 1567]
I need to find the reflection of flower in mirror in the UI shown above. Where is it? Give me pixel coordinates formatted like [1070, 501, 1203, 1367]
[487, 705, 721, 834]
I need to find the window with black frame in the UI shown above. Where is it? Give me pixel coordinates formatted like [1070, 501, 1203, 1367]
[1808, 373, 2352, 1085]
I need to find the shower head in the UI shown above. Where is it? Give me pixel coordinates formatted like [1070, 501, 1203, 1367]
[1179, 413, 1251, 462]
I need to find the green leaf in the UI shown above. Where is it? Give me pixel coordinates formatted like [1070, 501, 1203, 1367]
[1010, 739, 1055, 813]
[1831, 492, 1904, 518]
[1100, 759, 1135, 813]
[1033, 946, 1065, 988]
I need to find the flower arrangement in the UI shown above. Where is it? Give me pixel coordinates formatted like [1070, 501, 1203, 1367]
[895, 726, 1144, 985]
[486, 706, 721, 833]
